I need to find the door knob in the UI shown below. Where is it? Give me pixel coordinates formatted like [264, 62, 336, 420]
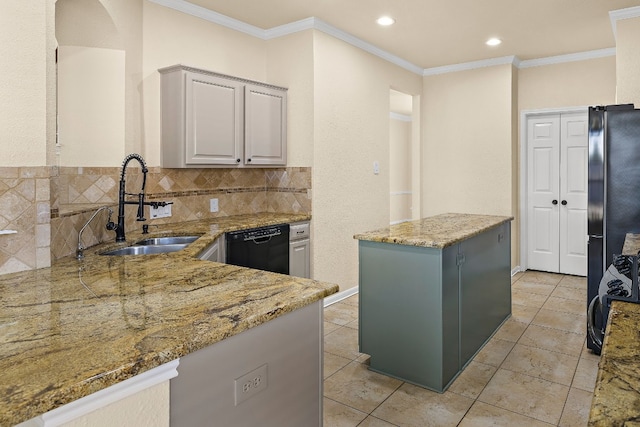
[552, 200, 558, 205]
[561, 200, 567, 205]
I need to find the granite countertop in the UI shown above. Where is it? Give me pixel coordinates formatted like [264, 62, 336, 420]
[589, 300, 640, 426]
[0, 213, 338, 426]
[353, 213, 513, 248]
[622, 233, 640, 255]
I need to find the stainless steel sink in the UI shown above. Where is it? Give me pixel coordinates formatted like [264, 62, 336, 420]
[100, 243, 189, 256]
[133, 236, 200, 246]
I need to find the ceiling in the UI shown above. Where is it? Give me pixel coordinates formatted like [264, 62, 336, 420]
[183, 0, 640, 70]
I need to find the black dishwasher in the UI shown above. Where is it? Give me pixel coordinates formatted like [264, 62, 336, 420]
[226, 224, 290, 274]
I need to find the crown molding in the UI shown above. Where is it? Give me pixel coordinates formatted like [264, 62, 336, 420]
[610, 6, 640, 40]
[423, 56, 519, 76]
[148, 0, 266, 38]
[519, 48, 616, 68]
[149, 0, 623, 78]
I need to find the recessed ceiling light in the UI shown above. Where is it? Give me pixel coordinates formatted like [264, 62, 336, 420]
[376, 16, 395, 26]
[486, 38, 502, 46]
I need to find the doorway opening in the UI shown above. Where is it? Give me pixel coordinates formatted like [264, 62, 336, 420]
[389, 89, 420, 224]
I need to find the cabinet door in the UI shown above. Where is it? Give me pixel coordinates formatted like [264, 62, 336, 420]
[459, 224, 511, 366]
[244, 84, 287, 165]
[289, 239, 310, 278]
[185, 73, 243, 165]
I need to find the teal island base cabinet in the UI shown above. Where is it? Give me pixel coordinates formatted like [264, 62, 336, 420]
[356, 214, 512, 392]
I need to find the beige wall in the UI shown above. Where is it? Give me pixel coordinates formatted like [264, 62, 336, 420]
[266, 31, 315, 167]
[312, 31, 422, 289]
[616, 17, 640, 105]
[422, 65, 515, 218]
[142, 1, 267, 166]
[0, 1, 50, 167]
[518, 56, 617, 111]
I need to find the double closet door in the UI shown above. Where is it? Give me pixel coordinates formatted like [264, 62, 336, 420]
[527, 112, 588, 276]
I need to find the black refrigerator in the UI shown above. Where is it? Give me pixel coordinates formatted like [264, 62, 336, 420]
[587, 104, 640, 353]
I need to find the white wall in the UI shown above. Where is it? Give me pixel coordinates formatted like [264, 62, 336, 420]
[390, 117, 412, 223]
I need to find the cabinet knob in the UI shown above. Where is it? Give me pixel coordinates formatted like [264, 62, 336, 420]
[247, 158, 252, 163]
[561, 200, 567, 206]
[236, 158, 241, 163]
[552, 199, 558, 205]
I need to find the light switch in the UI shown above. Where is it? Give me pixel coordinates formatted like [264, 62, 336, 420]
[373, 161, 380, 175]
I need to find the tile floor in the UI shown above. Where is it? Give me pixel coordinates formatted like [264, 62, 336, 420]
[322, 270, 599, 426]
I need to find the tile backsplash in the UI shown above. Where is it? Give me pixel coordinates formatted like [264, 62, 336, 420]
[0, 166, 310, 274]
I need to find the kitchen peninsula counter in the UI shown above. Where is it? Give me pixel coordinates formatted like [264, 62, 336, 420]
[589, 233, 640, 426]
[355, 213, 512, 392]
[0, 213, 338, 426]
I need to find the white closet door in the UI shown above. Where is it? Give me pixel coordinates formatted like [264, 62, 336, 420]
[526, 112, 588, 276]
[527, 116, 561, 273]
[559, 113, 588, 276]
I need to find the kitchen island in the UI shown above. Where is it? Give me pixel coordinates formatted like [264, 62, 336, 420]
[354, 213, 513, 392]
[0, 213, 338, 426]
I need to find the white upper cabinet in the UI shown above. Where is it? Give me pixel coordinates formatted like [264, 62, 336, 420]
[159, 65, 287, 168]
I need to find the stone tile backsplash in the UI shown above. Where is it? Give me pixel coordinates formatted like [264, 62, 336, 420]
[0, 167, 51, 274]
[0, 166, 310, 273]
[49, 166, 311, 261]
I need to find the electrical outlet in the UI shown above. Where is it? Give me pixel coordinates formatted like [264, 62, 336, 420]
[150, 204, 172, 219]
[234, 364, 267, 406]
[210, 198, 219, 213]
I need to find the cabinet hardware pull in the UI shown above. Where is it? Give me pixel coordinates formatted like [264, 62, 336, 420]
[552, 199, 558, 205]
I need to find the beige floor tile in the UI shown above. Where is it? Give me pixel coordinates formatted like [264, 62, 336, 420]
[520, 270, 564, 285]
[532, 309, 586, 335]
[325, 302, 359, 326]
[572, 355, 600, 392]
[551, 285, 586, 302]
[324, 362, 402, 414]
[324, 352, 352, 379]
[511, 304, 539, 324]
[518, 324, 585, 357]
[341, 294, 359, 307]
[357, 416, 397, 426]
[323, 397, 368, 427]
[458, 401, 555, 427]
[492, 318, 528, 342]
[501, 344, 579, 386]
[325, 321, 341, 335]
[512, 280, 556, 296]
[344, 318, 358, 330]
[473, 338, 515, 367]
[512, 289, 549, 308]
[325, 326, 363, 361]
[558, 275, 587, 289]
[371, 383, 474, 427]
[448, 361, 497, 399]
[559, 387, 594, 427]
[511, 271, 525, 284]
[478, 369, 570, 425]
[542, 296, 585, 315]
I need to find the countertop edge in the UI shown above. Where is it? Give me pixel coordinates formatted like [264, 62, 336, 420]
[353, 214, 513, 248]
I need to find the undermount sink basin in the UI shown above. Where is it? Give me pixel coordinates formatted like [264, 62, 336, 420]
[134, 236, 200, 246]
[100, 243, 189, 256]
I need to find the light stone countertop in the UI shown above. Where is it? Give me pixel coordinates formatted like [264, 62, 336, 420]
[589, 300, 640, 426]
[353, 213, 513, 248]
[622, 233, 640, 255]
[0, 213, 338, 426]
